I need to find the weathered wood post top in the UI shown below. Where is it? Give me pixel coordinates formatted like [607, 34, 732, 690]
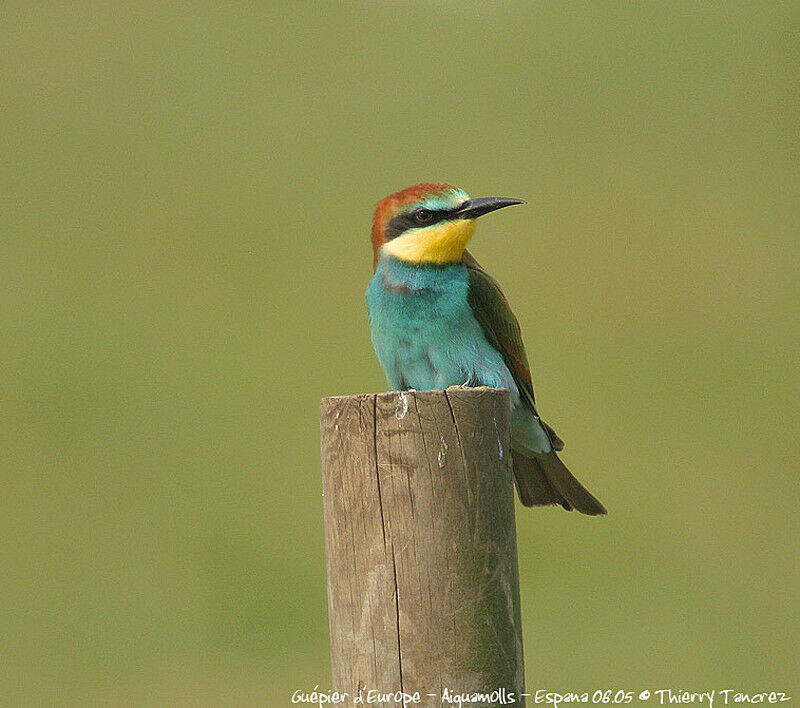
[320, 386, 525, 706]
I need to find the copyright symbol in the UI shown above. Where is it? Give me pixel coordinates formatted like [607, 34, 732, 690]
[639, 691, 651, 700]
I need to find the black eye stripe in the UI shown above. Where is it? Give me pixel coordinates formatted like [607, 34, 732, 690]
[385, 208, 454, 240]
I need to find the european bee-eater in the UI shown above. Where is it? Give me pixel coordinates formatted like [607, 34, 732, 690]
[366, 183, 606, 515]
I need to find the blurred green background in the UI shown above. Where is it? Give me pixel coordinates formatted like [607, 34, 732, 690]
[2, 1, 798, 705]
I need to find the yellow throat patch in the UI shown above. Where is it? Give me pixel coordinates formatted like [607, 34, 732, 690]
[381, 219, 477, 264]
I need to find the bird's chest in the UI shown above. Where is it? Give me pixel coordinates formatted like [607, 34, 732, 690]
[366, 261, 491, 389]
[367, 264, 472, 344]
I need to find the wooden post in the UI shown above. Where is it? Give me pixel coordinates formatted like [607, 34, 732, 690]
[320, 387, 525, 706]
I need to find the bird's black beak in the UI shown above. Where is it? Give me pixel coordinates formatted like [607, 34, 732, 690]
[453, 197, 525, 219]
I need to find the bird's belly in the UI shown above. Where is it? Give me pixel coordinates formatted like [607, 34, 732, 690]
[368, 280, 519, 395]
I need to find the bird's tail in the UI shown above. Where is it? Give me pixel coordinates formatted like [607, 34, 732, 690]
[512, 449, 607, 515]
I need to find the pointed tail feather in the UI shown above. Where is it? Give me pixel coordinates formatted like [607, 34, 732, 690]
[512, 451, 569, 509]
[512, 450, 607, 515]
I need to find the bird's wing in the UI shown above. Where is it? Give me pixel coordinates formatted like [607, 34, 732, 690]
[462, 250, 537, 407]
[462, 249, 565, 450]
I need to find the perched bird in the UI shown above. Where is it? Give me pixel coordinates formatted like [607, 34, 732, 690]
[366, 183, 606, 515]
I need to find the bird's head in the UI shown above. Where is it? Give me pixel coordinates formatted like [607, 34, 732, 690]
[371, 183, 524, 267]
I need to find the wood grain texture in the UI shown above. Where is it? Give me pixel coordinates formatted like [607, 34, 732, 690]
[320, 387, 525, 706]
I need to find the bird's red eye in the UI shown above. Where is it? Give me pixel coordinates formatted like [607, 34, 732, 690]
[415, 209, 433, 223]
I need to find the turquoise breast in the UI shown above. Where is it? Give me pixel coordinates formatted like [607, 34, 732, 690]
[366, 257, 519, 396]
